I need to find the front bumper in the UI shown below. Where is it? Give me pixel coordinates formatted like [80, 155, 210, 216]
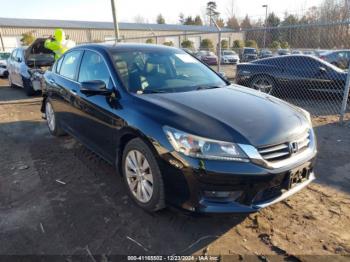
[158, 147, 316, 213]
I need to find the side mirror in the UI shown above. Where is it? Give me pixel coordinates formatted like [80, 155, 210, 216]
[16, 57, 22, 63]
[80, 80, 113, 97]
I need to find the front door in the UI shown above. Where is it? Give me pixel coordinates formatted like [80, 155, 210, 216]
[74, 50, 121, 162]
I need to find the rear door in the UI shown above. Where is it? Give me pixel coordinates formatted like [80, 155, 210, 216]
[45, 50, 83, 134]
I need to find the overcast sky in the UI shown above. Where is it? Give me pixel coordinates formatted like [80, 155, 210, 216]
[0, 0, 322, 24]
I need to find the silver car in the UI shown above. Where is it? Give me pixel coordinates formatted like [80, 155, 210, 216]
[7, 38, 54, 96]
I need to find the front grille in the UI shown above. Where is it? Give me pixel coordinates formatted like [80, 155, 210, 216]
[258, 130, 310, 162]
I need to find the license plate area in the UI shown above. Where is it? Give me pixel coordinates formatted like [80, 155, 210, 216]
[284, 163, 312, 190]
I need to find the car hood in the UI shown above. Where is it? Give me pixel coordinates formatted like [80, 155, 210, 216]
[136, 85, 310, 147]
[25, 38, 55, 67]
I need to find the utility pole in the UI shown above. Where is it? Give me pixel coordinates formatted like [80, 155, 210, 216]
[211, 18, 222, 73]
[110, 0, 120, 43]
[262, 4, 268, 49]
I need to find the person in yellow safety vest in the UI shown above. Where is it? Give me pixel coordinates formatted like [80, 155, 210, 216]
[44, 29, 75, 60]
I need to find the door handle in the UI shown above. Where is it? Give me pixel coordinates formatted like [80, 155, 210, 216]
[48, 79, 56, 85]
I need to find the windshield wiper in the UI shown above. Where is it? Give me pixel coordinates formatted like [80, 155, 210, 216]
[141, 89, 168, 94]
[195, 85, 222, 90]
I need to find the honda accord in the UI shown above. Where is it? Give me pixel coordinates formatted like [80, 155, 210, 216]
[42, 44, 317, 213]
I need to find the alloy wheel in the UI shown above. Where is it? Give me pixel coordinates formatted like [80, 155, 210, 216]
[45, 102, 55, 132]
[125, 150, 154, 203]
[252, 78, 273, 94]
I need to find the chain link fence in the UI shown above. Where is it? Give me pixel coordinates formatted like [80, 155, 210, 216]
[120, 21, 350, 121]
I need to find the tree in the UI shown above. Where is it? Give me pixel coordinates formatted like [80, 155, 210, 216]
[179, 13, 185, 24]
[184, 16, 194, 25]
[216, 18, 225, 28]
[245, 40, 258, 48]
[280, 41, 289, 49]
[163, 41, 174, 46]
[181, 39, 194, 49]
[240, 15, 252, 29]
[227, 16, 240, 30]
[269, 40, 281, 49]
[146, 38, 154, 44]
[200, 38, 214, 50]
[156, 14, 165, 24]
[134, 15, 147, 23]
[221, 39, 229, 49]
[20, 32, 35, 46]
[194, 15, 203, 26]
[233, 39, 244, 48]
[206, 1, 220, 26]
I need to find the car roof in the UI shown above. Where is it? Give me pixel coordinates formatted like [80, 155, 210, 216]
[71, 43, 182, 53]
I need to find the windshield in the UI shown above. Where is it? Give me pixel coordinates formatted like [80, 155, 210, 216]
[223, 51, 235, 55]
[111, 49, 227, 94]
[244, 49, 256, 54]
[0, 53, 10, 60]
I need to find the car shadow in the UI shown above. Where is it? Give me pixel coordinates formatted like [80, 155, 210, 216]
[0, 120, 247, 256]
[312, 118, 350, 194]
[1, 118, 349, 256]
[0, 85, 42, 103]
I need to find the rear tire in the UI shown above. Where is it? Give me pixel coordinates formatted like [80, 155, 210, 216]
[45, 99, 66, 137]
[122, 138, 165, 212]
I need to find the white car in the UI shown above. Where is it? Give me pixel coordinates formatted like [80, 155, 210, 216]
[7, 38, 54, 95]
[221, 50, 240, 64]
[0, 51, 10, 77]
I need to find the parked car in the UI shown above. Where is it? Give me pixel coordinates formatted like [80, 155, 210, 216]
[7, 38, 55, 95]
[221, 50, 240, 64]
[258, 49, 273, 59]
[42, 44, 317, 213]
[319, 50, 350, 69]
[0, 51, 10, 77]
[291, 50, 302, 55]
[241, 47, 258, 62]
[303, 50, 316, 56]
[236, 55, 347, 97]
[195, 50, 218, 65]
[277, 49, 291, 56]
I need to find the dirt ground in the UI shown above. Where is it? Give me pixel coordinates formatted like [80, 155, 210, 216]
[0, 77, 350, 261]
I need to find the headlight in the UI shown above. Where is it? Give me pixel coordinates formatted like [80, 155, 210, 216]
[163, 126, 248, 162]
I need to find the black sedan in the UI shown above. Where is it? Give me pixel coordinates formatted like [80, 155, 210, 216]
[42, 44, 316, 213]
[236, 55, 347, 97]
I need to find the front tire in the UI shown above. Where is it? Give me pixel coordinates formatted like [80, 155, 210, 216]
[45, 99, 66, 137]
[250, 75, 275, 94]
[122, 138, 165, 212]
[8, 74, 16, 88]
[23, 77, 35, 96]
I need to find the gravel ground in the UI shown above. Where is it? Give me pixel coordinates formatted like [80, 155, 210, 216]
[0, 77, 349, 261]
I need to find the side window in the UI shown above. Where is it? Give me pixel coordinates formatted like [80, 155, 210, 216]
[59, 51, 82, 80]
[55, 56, 64, 74]
[78, 51, 110, 85]
[11, 49, 17, 61]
